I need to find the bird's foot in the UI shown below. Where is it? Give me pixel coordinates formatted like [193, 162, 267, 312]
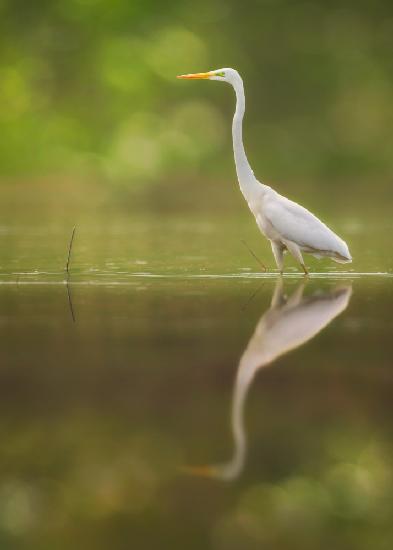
[301, 264, 309, 276]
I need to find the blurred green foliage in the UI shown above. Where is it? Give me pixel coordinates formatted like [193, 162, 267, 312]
[1, 0, 393, 184]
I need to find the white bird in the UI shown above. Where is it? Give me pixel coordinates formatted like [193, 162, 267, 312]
[177, 68, 352, 274]
[185, 279, 352, 481]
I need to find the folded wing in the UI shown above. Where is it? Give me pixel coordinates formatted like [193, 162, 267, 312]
[264, 193, 351, 262]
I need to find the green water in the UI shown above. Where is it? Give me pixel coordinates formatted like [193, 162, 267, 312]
[0, 183, 392, 550]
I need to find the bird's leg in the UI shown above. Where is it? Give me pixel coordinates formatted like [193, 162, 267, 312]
[301, 263, 309, 276]
[287, 280, 307, 307]
[270, 241, 284, 274]
[284, 241, 309, 276]
[270, 277, 285, 308]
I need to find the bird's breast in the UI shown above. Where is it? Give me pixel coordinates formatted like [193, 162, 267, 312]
[255, 212, 277, 240]
[245, 194, 278, 240]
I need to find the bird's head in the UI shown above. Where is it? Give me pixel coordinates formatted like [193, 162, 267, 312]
[177, 67, 240, 85]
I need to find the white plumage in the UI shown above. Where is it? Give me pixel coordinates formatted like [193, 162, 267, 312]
[178, 68, 352, 274]
[262, 190, 351, 262]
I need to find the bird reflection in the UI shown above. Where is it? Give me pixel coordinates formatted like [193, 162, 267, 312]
[186, 278, 352, 481]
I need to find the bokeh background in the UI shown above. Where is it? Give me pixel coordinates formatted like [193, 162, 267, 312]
[2, 0, 393, 183]
[1, 0, 393, 273]
[1, 2, 393, 549]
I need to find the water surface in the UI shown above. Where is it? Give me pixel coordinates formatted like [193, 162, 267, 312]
[0, 271, 392, 549]
[0, 184, 392, 549]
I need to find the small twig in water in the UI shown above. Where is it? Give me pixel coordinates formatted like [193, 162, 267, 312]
[65, 226, 76, 274]
[241, 240, 267, 272]
[66, 280, 76, 323]
[241, 281, 265, 311]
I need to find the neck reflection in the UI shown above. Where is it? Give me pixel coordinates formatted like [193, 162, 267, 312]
[186, 278, 352, 481]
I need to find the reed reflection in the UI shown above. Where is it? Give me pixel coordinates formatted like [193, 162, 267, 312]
[187, 279, 352, 481]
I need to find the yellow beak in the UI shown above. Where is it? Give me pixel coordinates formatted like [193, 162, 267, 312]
[177, 72, 212, 80]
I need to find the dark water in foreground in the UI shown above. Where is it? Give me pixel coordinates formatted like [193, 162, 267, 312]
[0, 273, 392, 549]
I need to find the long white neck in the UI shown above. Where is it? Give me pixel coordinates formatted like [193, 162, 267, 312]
[231, 77, 267, 201]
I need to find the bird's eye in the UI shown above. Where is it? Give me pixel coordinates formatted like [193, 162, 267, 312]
[216, 71, 225, 77]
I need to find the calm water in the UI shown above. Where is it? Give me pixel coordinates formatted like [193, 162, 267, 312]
[0, 184, 392, 549]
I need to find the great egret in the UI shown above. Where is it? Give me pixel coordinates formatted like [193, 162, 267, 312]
[185, 279, 352, 481]
[177, 69, 352, 274]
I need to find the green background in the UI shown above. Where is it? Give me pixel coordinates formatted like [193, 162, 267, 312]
[0, 2, 393, 549]
[2, 0, 393, 184]
[1, 0, 393, 274]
